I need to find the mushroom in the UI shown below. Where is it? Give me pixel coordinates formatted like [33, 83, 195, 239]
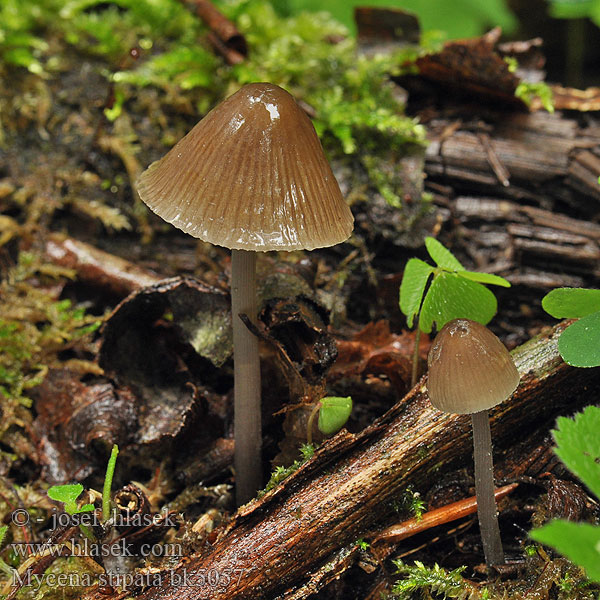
[426, 318, 519, 566]
[136, 83, 354, 505]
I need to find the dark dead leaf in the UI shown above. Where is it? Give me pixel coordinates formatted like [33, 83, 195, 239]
[415, 27, 527, 108]
[330, 321, 422, 399]
[33, 368, 136, 483]
[545, 475, 592, 522]
[251, 296, 337, 405]
[176, 437, 235, 487]
[100, 276, 232, 372]
[96, 277, 230, 453]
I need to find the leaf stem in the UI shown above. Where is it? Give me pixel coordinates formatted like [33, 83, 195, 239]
[411, 324, 421, 387]
[306, 402, 322, 446]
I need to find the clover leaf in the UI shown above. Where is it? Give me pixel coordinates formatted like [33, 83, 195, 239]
[400, 258, 434, 328]
[542, 287, 600, 367]
[399, 237, 510, 334]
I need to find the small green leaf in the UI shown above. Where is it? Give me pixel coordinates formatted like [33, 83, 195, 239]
[531, 521, 600, 582]
[548, 0, 597, 20]
[553, 406, 600, 499]
[399, 258, 434, 328]
[542, 287, 600, 319]
[425, 237, 463, 271]
[47, 484, 83, 505]
[47, 484, 94, 515]
[104, 89, 124, 122]
[48, 484, 84, 514]
[558, 311, 600, 367]
[318, 396, 352, 435]
[419, 273, 497, 333]
[457, 271, 511, 287]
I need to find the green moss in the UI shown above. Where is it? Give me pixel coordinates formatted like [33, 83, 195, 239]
[393, 487, 426, 519]
[392, 560, 484, 599]
[516, 81, 555, 113]
[0, 252, 101, 417]
[2, 0, 427, 211]
[259, 443, 315, 496]
[0, 0, 57, 75]
[16, 556, 101, 599]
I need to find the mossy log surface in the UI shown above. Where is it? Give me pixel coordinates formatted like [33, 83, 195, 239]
[83, 321, 600, 600]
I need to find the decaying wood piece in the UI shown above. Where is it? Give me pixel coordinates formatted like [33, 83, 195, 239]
[83, 322, 600, 599]
[426, 112, 600, 203]
[451, 196, 600, 286]
[44, 234, 162, 297]
[181, 0, 247, 64]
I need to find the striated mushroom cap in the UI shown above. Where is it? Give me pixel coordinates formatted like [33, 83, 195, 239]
[427, 319, 520, 414]
[136, 82, 353, 252]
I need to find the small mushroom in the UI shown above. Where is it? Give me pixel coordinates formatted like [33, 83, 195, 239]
[136, 83, 354, 505]
[427, 318, 519, 566]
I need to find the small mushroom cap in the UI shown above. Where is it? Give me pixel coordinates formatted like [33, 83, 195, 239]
[136, 82, 353, 251]
[427, 319, 520, 414]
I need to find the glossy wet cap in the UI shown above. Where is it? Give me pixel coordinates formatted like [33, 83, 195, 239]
[136, 82, 354, 251]
[427, 319, 520, 414]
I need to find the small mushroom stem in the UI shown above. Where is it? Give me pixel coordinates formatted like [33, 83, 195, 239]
[471, 409, 505, 566]
[231, 249, 262, 506]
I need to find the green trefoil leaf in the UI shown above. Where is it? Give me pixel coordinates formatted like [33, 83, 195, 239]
[399, 258, 434, 328]
[542, 287, 600, 319]
[425, 237, 464, 271]
[558, 311, 600, 368]
[419, 272, 497, 333]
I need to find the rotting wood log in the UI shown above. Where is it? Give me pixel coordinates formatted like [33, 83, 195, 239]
[424, 111, 600, 205]
[81, 321, 600, 600]
[450, 196, 600, 283]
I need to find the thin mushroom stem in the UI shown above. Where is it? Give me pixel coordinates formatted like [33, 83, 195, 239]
[231, 249, 262, 506]
[471, 409, 505, 566]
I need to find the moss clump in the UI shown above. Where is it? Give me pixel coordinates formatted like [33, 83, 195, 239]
[0, 252, 101, 453]
[392, 560, 485, 599]
[2, 0, 427, 213]
[260, 443, 315, 496]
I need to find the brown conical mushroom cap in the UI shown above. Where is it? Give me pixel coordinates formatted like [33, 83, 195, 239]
[136, 83, 353, 252]
[427, 319, 520, 414]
